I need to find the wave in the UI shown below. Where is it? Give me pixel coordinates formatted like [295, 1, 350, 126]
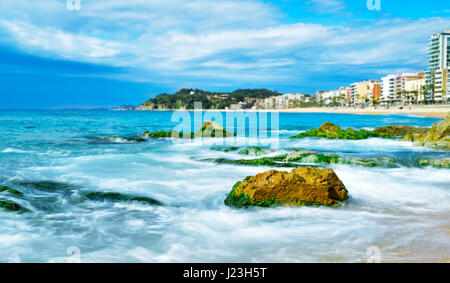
[1, 148, 30, 154]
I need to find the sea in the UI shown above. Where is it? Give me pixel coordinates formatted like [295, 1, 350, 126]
[0, 110, 448, 262]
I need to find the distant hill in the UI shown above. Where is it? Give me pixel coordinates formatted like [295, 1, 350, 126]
[137, 88, 281, 110]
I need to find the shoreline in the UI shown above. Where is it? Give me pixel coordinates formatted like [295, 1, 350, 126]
[136, 106, 450, 118]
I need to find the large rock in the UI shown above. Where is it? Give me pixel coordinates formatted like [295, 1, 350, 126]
[290, 122, 378, 140]
[225, 167, 349, 208]
[196, 120, 235, 137]
[373, 125, 429, 138]
[141, 120, 235, 139]
[403, 112, 450, 150]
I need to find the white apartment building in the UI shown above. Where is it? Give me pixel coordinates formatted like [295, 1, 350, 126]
[404, 73, 426, 103]
[425, 30, 450, 102]
[381, 75, 399, 104]
[316, 88, 349, 106]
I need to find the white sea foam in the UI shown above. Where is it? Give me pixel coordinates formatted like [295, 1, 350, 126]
[1, 148, 30, 153]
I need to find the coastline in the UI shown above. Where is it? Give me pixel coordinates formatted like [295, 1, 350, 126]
[136, 105, 450, 118]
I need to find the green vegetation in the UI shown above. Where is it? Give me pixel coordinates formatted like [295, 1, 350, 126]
[84, 191, 163, 206]
[0, 186, 23, 195]
[140, 88, 281, 110]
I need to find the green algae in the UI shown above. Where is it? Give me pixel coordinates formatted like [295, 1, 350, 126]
[224, 178, 345, 209]
[17, 181, 77, 191]
[84, 191, 163, 206]
[0, 200, 28, 212]
[290, 127, 379, 140]
[0, 186, 23, 195]
[238, 147, 274, 156]
[416, 158, 450, 169]
[204, 152, 399, 169]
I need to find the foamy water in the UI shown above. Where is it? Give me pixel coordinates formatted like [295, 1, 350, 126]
[0, 110, 448, 262]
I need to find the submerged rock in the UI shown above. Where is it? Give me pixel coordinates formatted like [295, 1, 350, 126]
[373, 125, 429, 138]
[416, 158, 450, 169]
[403, 113, 450, 150]
[142, 121, 235, 139]
[0, 200, 27, 212]
[225, 167, 349, 208]
[17, 181, 76, 191]
[0, 186, 23, 195]
[290, 122, 378, 140]
[238, 147, 274, 156]
[93, 136, 147, 143]
[142, 130, 187, 139]
[84, 191, 163, 206]
[211, 146, 274, 156]
[196, 120, 235, 138]
[210, 147, 240, 153]
[205, 151, 399, 168]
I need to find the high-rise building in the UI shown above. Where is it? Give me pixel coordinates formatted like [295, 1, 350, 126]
[425, 30, 450, 102]
[434, 69, 450, 102]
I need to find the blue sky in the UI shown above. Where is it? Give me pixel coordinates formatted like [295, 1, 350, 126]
[0, 0, 449, 108]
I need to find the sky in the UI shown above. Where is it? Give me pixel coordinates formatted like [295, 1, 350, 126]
[0, 0, 449, 108]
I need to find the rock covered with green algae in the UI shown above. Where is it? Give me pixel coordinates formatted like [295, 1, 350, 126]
[289, 114, 450, 150]
[403, 112, 450, 150]
[373, 125, 429, 138]
[0, 200, 24, 212]
[142, 120, 235, 139]
[211, 146, 274, 156]
[416, 158, 450, 168]
[95, 136, 147, 143]
[197, 120, 236, 138]
[84, 191, 163, 206]
[225, 167, 349, 208]
[0, 186, 23, 195]
[290, 122, 378, 140]
[205, 151, 399, 168]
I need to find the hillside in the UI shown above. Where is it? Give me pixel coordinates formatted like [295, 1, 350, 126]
[137, 88, 281, 110]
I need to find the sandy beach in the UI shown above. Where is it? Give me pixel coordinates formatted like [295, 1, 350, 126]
[188, 105, 450, 118]
[272, 106, 450, 118]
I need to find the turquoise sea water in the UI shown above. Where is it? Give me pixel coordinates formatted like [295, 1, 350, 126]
[0, 110, 449, 262]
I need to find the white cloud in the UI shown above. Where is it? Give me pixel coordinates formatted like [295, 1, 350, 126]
[0, 0, 449, 87]
[0, 19, 122, 60]
[307, 0, 348, 15]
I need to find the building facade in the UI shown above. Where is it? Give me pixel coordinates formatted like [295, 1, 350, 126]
[351, 80, 380, 106]
[425, 30, 450, 102]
